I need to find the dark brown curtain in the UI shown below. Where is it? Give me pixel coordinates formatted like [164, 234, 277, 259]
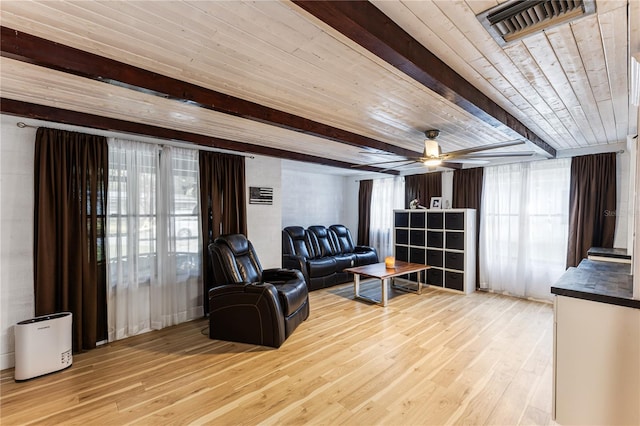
[453, 167, 484, 288]
[199, 151, 247, 302]
[34, 128, 108, 352]
[566, 153, 617, 267]
[357, 179, 373, 246]
[405, 172, 442, 208]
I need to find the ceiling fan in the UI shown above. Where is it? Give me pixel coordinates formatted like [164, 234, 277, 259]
[356, 129, 536, 171]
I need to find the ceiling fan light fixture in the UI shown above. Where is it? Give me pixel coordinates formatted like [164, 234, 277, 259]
[424, 139, 440, 157]
[423, 158, 442, 167]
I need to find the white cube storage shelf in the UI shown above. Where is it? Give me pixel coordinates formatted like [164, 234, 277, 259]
[394, 209, 476, 294]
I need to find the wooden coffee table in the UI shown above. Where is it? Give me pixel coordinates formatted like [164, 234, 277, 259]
[344, 261, 430, 307]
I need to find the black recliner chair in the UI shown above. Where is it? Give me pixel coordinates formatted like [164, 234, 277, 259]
[208, 234, 309, 348]
[329, 224, 379, 266]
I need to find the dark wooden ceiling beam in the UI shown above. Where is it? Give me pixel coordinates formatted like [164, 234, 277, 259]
[0, 98, 399, 175]
[0, 25, 418, 160]
[292, 0, 556, 158]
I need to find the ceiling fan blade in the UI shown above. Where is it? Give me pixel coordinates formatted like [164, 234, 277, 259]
[445, 158, 490, 164]
[440, 161, 464, 169]
[350, 158, 417, 168]
[454, 151, 535, 159]
[444, 140, 525, 157]
[358, 151, 398, 156]
[376, 160, 421, 173]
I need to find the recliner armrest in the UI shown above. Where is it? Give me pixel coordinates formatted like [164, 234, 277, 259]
[281, 255, 310, 284]
[262, 268, 308, 318]
[208, 282, 250, 295]
[355, 245, 377, 254]
[352, 246, 379, 265]
[263, 268, 305, 284]
[209, 282, 285, 313]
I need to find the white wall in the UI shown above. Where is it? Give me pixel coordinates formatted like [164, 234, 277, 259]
[343, 178, 359, 239]
[0, 115, 36, 370]
[614, 150, 631, 248]
[281, 163, 356, 231]
[634, 108, 640, 299]
[627, 136, 637, 256]
[245, 155, 282, 269]
[635, 140, 640, 298]
[441, 170, 453, 209]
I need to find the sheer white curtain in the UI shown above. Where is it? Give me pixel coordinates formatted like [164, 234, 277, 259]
[107, 140, 203, 342]
[152, 145, 203, 329]
[107, 139, 158, 340]
[369, 177, 405, 258]
[479, 158, 571, 300]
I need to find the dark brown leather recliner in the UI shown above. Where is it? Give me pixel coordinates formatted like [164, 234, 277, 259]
[208, 234, 309, 348]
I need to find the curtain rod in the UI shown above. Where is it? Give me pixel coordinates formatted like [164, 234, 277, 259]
[16, 122, 255, 159]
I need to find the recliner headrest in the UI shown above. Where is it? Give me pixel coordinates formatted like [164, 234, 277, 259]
[214, 234, 249, 255]
[308, 225, 328, 237]
[284, 226, 306, 239]
[330, 224, 347, 235]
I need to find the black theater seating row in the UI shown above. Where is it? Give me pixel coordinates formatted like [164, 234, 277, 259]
[282, 225, 378, 291]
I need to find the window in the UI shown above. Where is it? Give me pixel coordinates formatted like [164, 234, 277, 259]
[106, 140, 202, 341]
[107, 143, 158, 287]
[479, 158, 570, 300]
[167, 150, 200, 281]
[369, 177, 405, 258]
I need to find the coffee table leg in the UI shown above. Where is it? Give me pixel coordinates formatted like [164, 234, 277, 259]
[382, 278, 388, 307]
[391, 268, 427, 294]
[354, 274, 386, 306]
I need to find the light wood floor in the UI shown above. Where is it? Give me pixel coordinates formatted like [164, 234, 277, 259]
[1, 282, 556, 425]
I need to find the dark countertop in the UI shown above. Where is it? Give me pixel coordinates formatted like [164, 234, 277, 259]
[551, 259, 639, 309]
[587, 247, 631, 260]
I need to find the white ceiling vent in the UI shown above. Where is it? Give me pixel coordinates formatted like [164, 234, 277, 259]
[477, 0, 596, 46]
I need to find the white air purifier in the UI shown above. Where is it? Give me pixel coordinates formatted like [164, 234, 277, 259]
[14, 312, 73, 381]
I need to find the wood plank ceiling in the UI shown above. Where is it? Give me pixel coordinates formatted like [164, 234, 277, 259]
[0, 0, 637, 174]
